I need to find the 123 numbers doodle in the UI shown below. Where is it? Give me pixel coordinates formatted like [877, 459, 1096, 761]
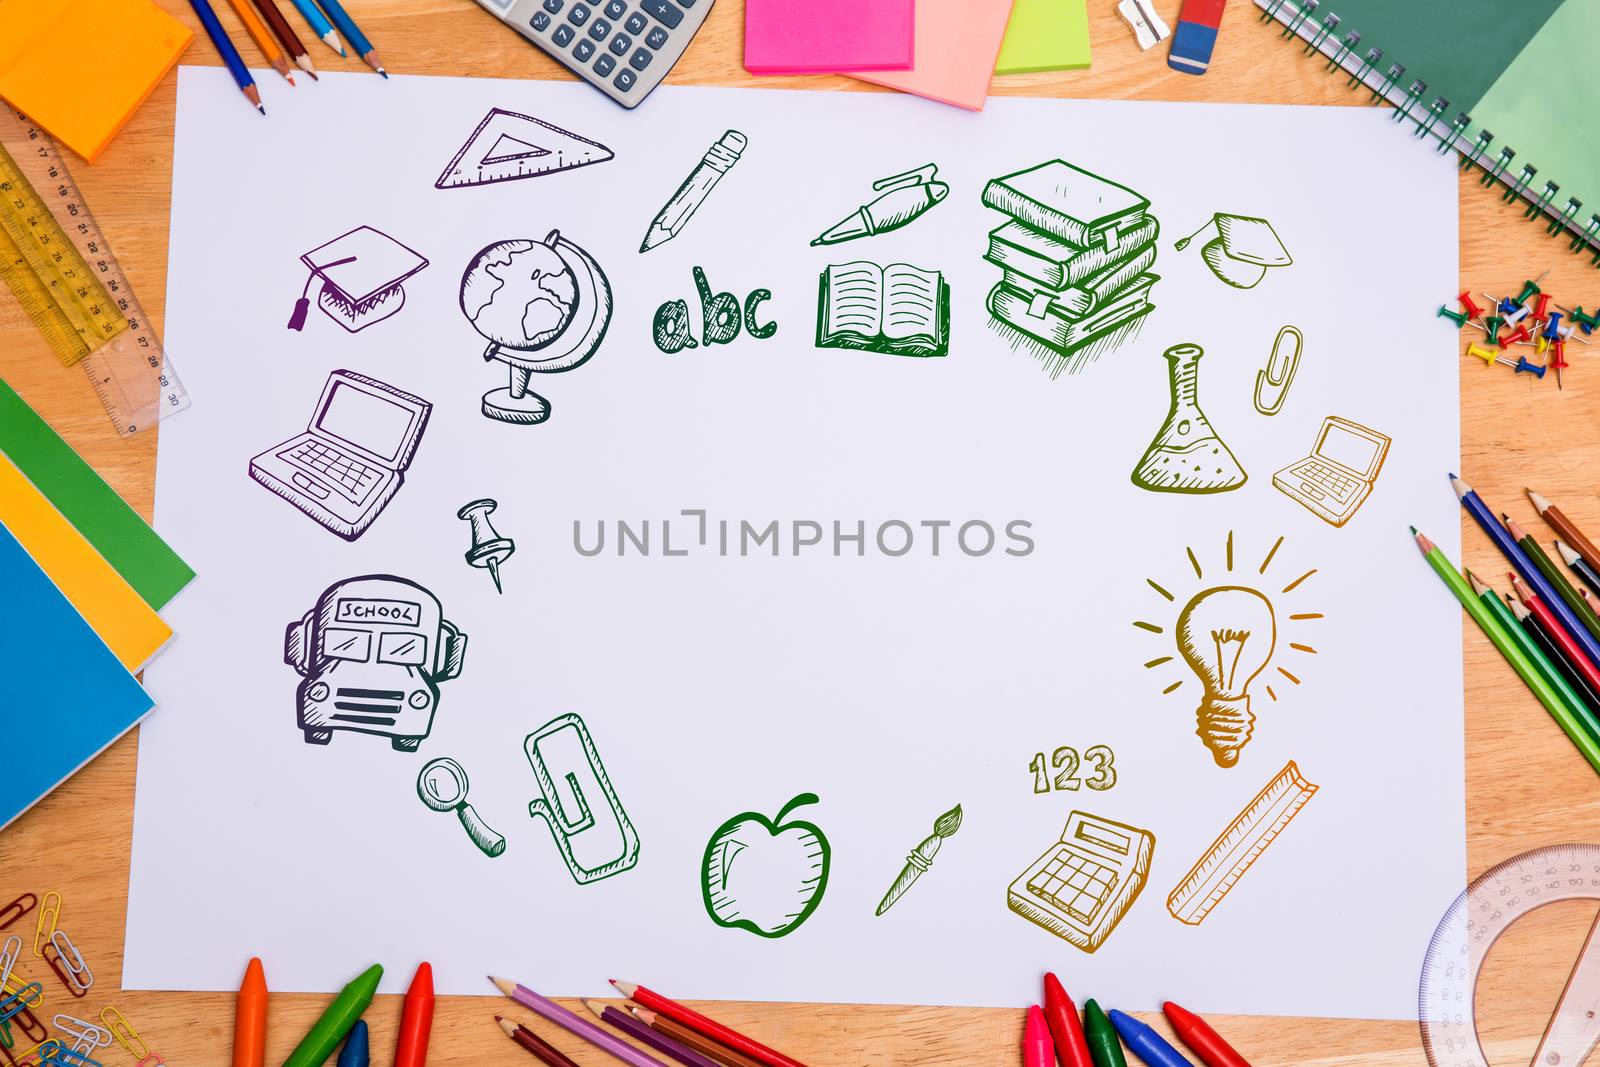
[1029, 745, 1117, 793]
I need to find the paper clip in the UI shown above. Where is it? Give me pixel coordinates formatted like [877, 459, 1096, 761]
[0, 936, 21, 993]
[134, 1054, 164, 1067]
[49, 1017, 108, 1055]
[37, 1039, 101, 1067]
[1, 1017, 12, 1051]
[1254, 325, 1303, 415]
[0, 984, 42, 1024]
[97, 1009, 148, 1061]
[30, 895, 59, 959]
[42, 934, 89, 998]
[0, 897, 36, 934]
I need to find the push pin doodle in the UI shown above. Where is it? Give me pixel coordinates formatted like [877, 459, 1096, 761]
[458, 499, 515, 593]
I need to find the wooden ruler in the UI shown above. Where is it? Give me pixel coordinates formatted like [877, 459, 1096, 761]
[0, 108, 188, 437]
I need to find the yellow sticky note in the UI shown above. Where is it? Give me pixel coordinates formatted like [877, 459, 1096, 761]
[0, 0, 192, 162]
[0, 451, 172, 671]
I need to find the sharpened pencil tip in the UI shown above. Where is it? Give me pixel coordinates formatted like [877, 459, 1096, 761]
[1528, 489, 1552, 513]
[1410, 525, 1418, 534]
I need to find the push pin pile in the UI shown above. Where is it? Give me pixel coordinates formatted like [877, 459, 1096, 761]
[1439, 270, 1596, 390]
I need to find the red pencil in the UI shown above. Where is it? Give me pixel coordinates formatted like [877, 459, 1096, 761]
[497, 1016, 582, 1067]
[610, 981, 806, 1067]
[1512, 574, 1600, 698]
[1163, 1002, 1253, 1067]
[1022, 1005, 1053, 1067]
[1042, 973, 1093, 1067]
[394, 962, 434, 1067]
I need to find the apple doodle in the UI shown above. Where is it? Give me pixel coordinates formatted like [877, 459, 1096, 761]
[701, 794, 831, 938]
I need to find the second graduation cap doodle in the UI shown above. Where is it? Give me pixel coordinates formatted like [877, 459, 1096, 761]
[435, 108, 614, 189]
[288, 227, 428, 334]
[1175, 213, 1292, 290]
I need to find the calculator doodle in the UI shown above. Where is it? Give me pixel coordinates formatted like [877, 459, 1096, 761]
[1007, 810, 1155, 953]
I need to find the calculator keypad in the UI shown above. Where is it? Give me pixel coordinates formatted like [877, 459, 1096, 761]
[588, 18, 610, 37]
[569, 4, 589, 22]
[629, 47, 651, 68]
[496, 0, 709, 106]
[552, 23, 575, 44]
[573, 37, 595, 59]
[624, 12, 646, 33]
[645, 26, 668, 47]
[594, 53, 616, 75]
[638, 0, 681, 27]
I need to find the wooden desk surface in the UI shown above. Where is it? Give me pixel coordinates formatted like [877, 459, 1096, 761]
[3, 2, 1598, 1063]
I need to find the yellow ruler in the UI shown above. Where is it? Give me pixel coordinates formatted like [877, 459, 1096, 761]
[0, 107, 188, 436]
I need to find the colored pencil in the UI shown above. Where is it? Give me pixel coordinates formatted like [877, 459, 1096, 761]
[1082, 1000, 1128, 1067]
[224, 0, 295, 83]
[1107, 1010, 1195, 1067]
[187, 0, 265, 113]
[497, 1017, 582, 1067]
[630, 1009, 766, 1067]
[1024, 1006, 1054, 1067]
[394, 962, 434, 1067]
[612, 981, 806, 1067]
[1558, 539, 1600, 599]
[1453, 475, 1600, 670]
[281, 964, 383, 1067]
[1163, 1002, 1252, 1067]
[231, 957, 267, 1067]
[251, 0, 318, 78]
[1510, 575, 1600, 705]
[311, 0, 385, 75]
[491, 977, 669, 1067]
[586, 1001, 722, 1067]
[1507, 595, 1600, 718]
[1469, 570, 1594, 725]
[1413, 528, 1600, 773]
[1529, 490, 1600, 571]
[1042, 973, 1094, 1067]
[1505, 516, 1600, 643]
[288, 0, 346, 55]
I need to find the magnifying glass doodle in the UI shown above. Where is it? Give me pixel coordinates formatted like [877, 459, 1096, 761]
[417, 757, 507, 858]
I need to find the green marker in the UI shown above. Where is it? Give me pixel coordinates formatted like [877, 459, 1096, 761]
[282, 964, 383, 1067]
[1082, 999, 1128, 1067]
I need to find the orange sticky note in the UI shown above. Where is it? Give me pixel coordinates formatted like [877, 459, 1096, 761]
[0, 0, 192, 162]
[0, 451, 172, 671]
[848, 0, 1015, 111]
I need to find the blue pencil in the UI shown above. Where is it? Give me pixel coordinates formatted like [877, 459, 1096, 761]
[288, 0, 346, 56]
[312, 0, 386, 76]
[187, 0, 265, 113]
[1108, 1010, 1197, 1067]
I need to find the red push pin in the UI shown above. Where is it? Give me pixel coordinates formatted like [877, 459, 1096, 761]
[1502, 323, 1533, 347]
[1458, 291, 1484, 319]
[1551, 337, 1568, 390]
[1532, 292, 1552, 321]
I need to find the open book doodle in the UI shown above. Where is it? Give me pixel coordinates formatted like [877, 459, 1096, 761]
[815, 261, 949, 358]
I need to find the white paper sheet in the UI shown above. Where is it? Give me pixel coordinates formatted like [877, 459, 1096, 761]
[130, 68, 1464, 1018]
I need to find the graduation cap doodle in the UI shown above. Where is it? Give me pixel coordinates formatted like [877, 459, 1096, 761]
[288, 226, 429, 334]
[1175, 213, 1292, 289]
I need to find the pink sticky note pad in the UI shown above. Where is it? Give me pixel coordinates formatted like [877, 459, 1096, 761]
[848, 0, 1014, 111]
[744, 0, 916, 74]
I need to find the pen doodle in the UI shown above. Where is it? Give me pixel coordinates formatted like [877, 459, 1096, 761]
[811, 164, 949, 246]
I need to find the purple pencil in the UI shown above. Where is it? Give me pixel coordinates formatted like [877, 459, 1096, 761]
[584, 1001, 722, 1067]
[490, 977, 670, 1067]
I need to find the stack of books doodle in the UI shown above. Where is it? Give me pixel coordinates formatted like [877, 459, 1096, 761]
[982, 160, 1159, 373]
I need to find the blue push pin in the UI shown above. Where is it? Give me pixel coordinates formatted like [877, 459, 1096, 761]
[1515, 356, 1548, 378]
[1544, 311, 1565, 341]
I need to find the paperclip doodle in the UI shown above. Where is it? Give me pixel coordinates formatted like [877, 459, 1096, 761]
[1253, 325, 1302, 416]
[30, 895, 59, 958]
[44, 933, 90, 997]
[98, 1008, 149, 1060]
[0, 896, 36, 933]
[50, 1016, 109, 1055]
[0, 936, 21, 992]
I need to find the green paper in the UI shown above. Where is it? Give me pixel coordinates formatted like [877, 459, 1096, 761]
[994, 0, 1090, 75]
[0, 379, 194, 611]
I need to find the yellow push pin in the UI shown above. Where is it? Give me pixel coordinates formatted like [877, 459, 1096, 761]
[458, 498, 515, 593]
[1466, 342, 1501, 367]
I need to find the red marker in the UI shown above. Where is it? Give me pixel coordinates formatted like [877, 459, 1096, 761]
[394, 962, 435, 1067]
[1023, 1005, 1054, 1067]
[1042, 973, 1093, 1067]
[1163, 1002, 1252, 1067]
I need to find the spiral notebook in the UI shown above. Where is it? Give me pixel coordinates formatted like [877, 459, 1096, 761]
[1256, 0, 1600, 259]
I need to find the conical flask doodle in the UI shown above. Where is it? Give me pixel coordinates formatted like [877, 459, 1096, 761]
[1131, 343, 1247, 494]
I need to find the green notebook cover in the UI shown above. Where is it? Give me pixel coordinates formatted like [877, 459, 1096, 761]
[995, 0, 1091, 74]
[0, 379, 194, 611]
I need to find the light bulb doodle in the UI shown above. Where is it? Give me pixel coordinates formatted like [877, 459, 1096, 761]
[1132, 531, 1323, 767]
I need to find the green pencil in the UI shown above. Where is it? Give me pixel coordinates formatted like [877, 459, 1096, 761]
[1082, 999, 1129, 1067]
[1467, 570, 1600, 742]
[1414, 528, 1600, 774]
[1504, 515, 1600, 644]
[282, 963, 382, 1067]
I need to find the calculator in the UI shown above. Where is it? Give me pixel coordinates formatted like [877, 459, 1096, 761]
[1007, 810, 1155, 953]
[472, 0, 714, 108]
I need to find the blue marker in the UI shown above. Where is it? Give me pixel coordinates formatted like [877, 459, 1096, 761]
[336, 1020, 370, 1067]
[1108, 1010, 1197, 1067]
[1168, 0, 1226, 75]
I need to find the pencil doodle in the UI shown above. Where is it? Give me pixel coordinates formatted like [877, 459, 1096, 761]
[286, 226, 428, 334]
[811, 164, 949, 246]
[1175, 214, 1292, 289]
[1271, 416, 1392, 527]
[526, 713, 640, 884]
[418, 757, 508, 858]
[284, 574, 467, 752]
[461, 231, 612, 425]
[653, 267, 775, 354]
[875, 804, 962, 916]
[640, 130, 748, 253]
[816, 262, 948, 357]
[703, 794, 831, 938]
[458, 499, 516, 593]
[1131, 342, 1247, 495]
[982, 160, 1159, 376]
[1253, 326, 1302, 415]
[1168, 760, 1317, 925]
[1006, 810, 1154, 954]
[248, 369, 431, 541]
[1133, 531, 1324, 767]
[435, 108, 614, 189]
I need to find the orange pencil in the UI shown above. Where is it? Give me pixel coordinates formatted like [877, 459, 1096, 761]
[394, 962, 435, 1067]
[232, 957, 268, 1067]
[224, 0, 295, 83]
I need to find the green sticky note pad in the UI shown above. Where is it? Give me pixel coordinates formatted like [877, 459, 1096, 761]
[994, 0, 1091, 74]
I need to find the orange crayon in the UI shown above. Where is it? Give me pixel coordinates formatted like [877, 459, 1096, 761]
[232, 957, 268, 1067]
[394, 962, 435, 1067]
